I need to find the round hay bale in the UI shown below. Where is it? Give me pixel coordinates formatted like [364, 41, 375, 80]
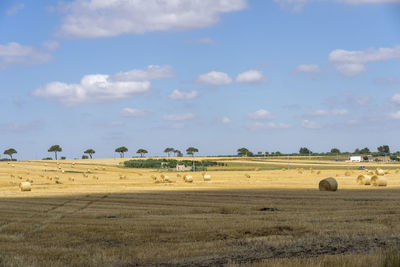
[372, 177, 387, 187]
[344, 171, 351, 176]
[385, 170, 390, 174]
[244, 173, 251, 179]
[184, 175, 193, 183]
[19, 182, 31, 191]
[316, 170, 321, 175]
[395, 169, 400, 174]
[367, 171, 374, 175]
[319, 177, 338, 192]
[371, 175, 379, 184]
[375, 169, 385, 176]
[203, 174, 211, 181]
[356, 175, 371, 185]
[281, 168, 286, 171]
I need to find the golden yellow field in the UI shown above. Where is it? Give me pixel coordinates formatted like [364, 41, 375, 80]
[0, 158, 400, 266]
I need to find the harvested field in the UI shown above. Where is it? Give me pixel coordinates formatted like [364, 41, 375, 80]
[0, 159, 400, 266]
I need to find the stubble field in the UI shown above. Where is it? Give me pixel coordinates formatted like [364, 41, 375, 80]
[0, 158, 399, 266]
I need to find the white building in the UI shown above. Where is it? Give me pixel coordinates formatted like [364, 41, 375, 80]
[349, 155, 363, 162]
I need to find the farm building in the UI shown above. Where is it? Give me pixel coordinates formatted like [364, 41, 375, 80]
[349, 155, 363, 162]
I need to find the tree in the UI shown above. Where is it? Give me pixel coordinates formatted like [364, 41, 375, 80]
[175, 150, 183, 157]
[115, 146, 128, 158]
[330, 148, 340, 154]
[186, 147, 199, 156]
[136, 149, 148, 158]
[84, 149, 95, 159]
[354, 148, 361, 154]
[237, 147, 250, 156]
[377, 145, 390, 154]
[164, 147, 174, 157]
[275, 151, 282, 156]
[299, 147, 311, 154]
[4, 148, 17, 160]
[48, 145, 62, 160]
[359, 147, 370, 154]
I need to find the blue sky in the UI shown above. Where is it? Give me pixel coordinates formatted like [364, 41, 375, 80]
[1, 0, 400, 160]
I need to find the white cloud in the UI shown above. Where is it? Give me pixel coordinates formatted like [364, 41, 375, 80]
[58, 0, 247, 38]
[0, 42, 52, 69]
[33, 65, 173, 105]
[186, 37, 214, 44]
[374, 77, 398, 85]
[222, 117, 232, 124]
[108, 121, 124, 127]
[247, 122, 291, 131]
[42, 40, 60, 51]
[275, 0, 400, 11]
[120, 108, 152, 117]
[163, 113, 195, 121]
[391, 93, 400, 104]
[305, 109, 348, 117]
[329, 46, 400, 76]
[113, 65, 175, 81]
[169, 89, 198, 100]
[389, 111, 400, 120]
[294, 64, 321, 74]
[331, 109, 349, 115]
[236, 70, 266, 84]
[248, 109, 275, 120]
[170, 123, 185, 129]
[6, 3, 24, 16]
[302, 119, 322, 129]
[196, 71, 232, 86]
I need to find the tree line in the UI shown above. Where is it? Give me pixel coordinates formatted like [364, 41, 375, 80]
[0, 145, 200, 161]
[236, 145, 399, 160]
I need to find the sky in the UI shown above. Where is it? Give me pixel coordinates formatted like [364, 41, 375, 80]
[1, 0, 400, 160]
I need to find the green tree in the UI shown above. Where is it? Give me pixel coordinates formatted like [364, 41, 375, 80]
[299, 147, 311, 154]
[175, 150, 183, 157]
[330, 148, 340, 154]
[359, 147, 370, 154]
[164, 147, 174, 157]
[377, 145, 390, 154]
[84, 149, 95, 159]
[48, 145, 62, 160]
[115, 146, 128, 158]
[136, 149, 148, 158]
[186, 147, 199, 156]
[4, 148, 17, 160]
[237, 147, 250, 156]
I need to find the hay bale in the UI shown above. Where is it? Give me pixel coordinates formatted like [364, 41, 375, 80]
[385, 170, 390, 174]
[319, 177, 338, 192]
[281, 168, 286, 171]
[203, 174, 212, 181]
[177, 174, 181, 178]
[184, 175, 193, 183]
[310, 168, 314, 173]
[68, 177, 75, 181]
[367, 171, 374, 175]
[244, 173, 251, 178]
[316, 170, 321, 175]
[372, 177, 387, 187]
[19, 182, 31, 191]
[344, 171, 351, 176]
[395, 169, 400, 174]
[356, 175, 371, 185]
[375, 169, 385, 176]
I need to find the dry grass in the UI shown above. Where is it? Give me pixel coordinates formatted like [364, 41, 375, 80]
[0, 159, 400, 266]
